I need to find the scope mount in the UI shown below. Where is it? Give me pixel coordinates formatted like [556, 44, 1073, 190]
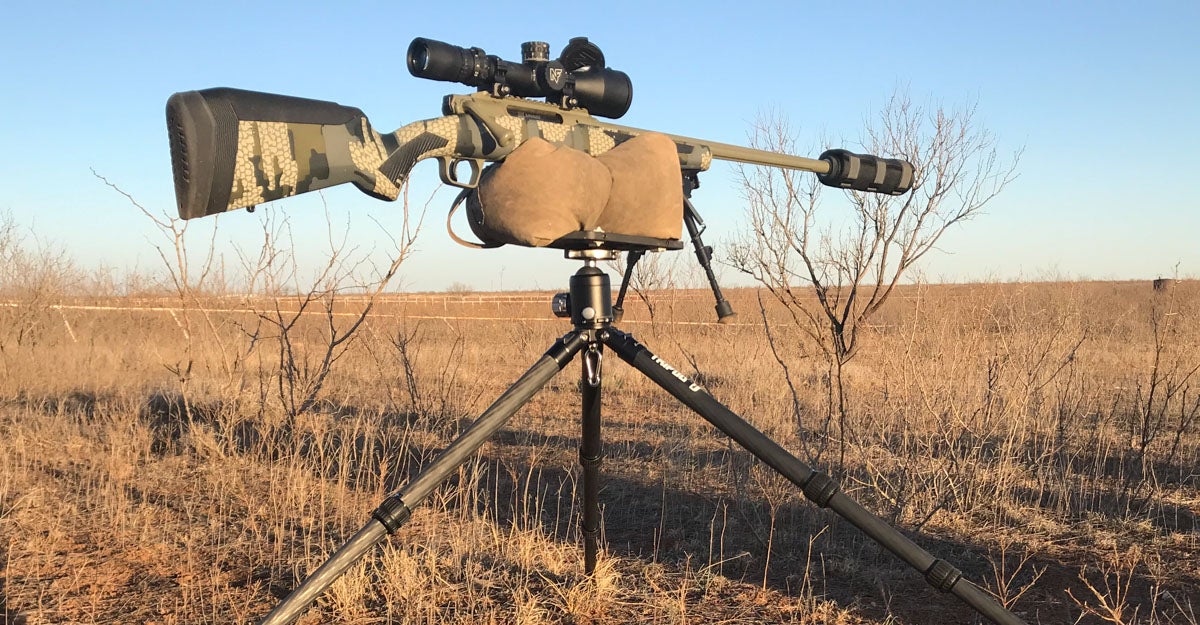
[482, 39, 606, 112]
[485, 41, 568, 100]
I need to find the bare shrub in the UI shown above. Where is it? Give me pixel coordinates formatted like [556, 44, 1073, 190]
[730, 91, 1020, 472]
[245, 206, 411, 421]
[0, 211, 81, 351]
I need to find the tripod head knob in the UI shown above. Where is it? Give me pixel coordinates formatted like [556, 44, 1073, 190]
[551, 293, 571, 318]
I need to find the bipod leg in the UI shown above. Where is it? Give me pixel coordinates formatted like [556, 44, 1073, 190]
[580, 342, 604, 574]
[257, 332, 588, 625]
[601, 329, 1027, 625]
[682, 202, 734, 323]
[681, 175, 735, 323]
[612, 250, 644, 322]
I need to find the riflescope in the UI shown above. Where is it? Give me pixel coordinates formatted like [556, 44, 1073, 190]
[407, 37, 633, 119]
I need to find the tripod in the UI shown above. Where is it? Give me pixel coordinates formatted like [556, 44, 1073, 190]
[257, 250, 1027, 625]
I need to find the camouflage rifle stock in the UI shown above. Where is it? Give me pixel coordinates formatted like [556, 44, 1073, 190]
[167, 88, 913, 220]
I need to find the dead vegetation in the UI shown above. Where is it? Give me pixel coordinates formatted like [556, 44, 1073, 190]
[1, 254, 1198, 624]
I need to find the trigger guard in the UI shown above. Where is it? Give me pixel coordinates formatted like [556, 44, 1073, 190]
[438, 157, 482, 189]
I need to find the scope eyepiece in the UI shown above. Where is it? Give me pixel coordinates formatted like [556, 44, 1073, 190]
[407, 38, 492, 87]
[406, 37, 632, 119]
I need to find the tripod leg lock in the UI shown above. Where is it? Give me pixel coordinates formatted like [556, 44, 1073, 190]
[802, 471, 840, 508]
[924, 559, 963, 592]
[372, 495, 413, 534]
[579, 450, 604, 468]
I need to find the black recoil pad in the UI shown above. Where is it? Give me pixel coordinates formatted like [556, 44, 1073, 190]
[166, 88, 365, 221]
[818, 149, 914, 196]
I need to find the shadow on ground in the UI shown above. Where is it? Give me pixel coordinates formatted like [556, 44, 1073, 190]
[0, 576, 28, 625]
[87, 389, 1199, 623]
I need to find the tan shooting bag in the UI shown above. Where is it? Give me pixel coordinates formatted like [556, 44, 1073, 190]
[449, 132, 683, 248]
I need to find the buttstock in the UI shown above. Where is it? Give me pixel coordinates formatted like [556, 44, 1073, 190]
[166, 88, 400, 220]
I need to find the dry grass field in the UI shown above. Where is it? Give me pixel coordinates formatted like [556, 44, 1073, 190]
[1, 277, 1198, 624]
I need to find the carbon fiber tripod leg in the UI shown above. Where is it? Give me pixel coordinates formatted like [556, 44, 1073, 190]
[580, 344, 603, 573]
[257, 332, 587, 625]
[602, 329, 1027, 625]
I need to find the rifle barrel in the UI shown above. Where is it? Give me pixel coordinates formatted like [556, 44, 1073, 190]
[595, 117, 831, 174]
[690, 137, 832, 174]
[653, 131, 912, 196]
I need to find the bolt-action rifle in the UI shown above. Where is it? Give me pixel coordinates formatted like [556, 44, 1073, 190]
[168, 87, 912, 221]
[167, 37, 910, 322]
[167, 37, 911, 222]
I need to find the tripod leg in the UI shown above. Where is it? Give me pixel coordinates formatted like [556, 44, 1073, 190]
[580, 344, 603, 574]
[257, 332, 587, 625]
[602, 329, 1027, 625]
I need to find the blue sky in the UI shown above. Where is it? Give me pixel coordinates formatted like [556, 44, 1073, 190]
[0, 1, 1196, 291]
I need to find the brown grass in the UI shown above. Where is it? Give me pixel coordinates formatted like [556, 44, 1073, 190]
[1, 278, 1198, 624]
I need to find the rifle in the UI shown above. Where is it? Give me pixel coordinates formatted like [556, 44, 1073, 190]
[167, 39, 909, 322]
[167, 42, 911, 222]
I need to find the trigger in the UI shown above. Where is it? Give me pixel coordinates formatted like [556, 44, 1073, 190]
[438, 157, 482, 189]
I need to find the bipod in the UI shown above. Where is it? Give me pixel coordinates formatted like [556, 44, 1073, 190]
[256, 255, 1028, 625]
[614, 174, 736, 324]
